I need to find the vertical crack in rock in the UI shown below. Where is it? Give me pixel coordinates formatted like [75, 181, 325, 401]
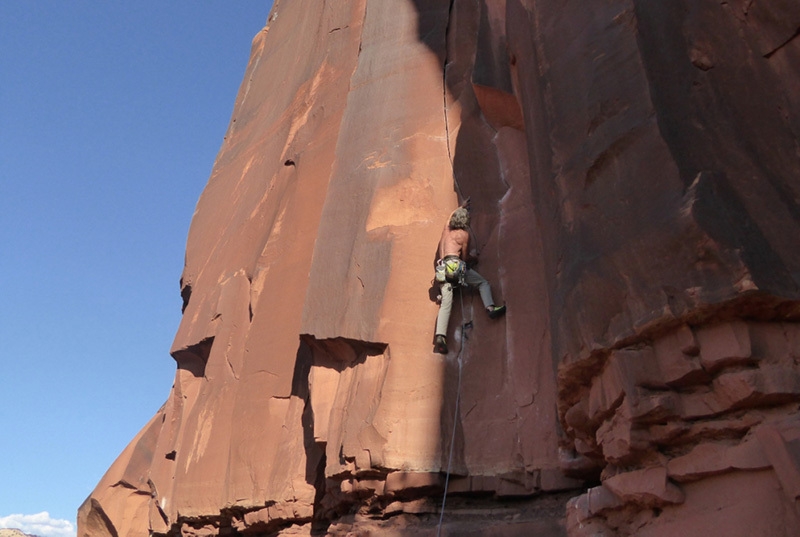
[225, 351, 239, 381]
[356, 0, 368, 60]
[442, 0, 456, 174]
[147, 478, 170, 529]
[244, 272, 254, 324]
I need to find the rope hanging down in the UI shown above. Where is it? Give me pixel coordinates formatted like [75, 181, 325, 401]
[436, 137, 475, 532]
[436, 285, 472, 536]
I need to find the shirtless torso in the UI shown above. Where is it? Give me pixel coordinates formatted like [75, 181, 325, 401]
[433, 202, 505, 353]
[438, 225, 469, 259]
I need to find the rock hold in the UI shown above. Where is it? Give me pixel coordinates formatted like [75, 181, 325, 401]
[603, 467, 685, 508]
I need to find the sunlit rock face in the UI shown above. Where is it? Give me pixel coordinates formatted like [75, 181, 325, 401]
[80, 0, 800, 535]
[0, 530, 34, 537]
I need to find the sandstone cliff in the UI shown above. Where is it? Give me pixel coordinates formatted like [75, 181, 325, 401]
[80, 0, 800, 536]
[0, 530, 37, 537]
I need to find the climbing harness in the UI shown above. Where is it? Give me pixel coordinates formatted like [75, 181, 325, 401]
[436, 286, 472, 537]
[435, 255, 467, 286]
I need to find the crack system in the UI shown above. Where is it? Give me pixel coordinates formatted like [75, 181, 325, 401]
[442, 0, 457, 185]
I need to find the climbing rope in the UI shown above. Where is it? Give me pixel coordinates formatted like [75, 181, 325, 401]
[436, 135, 477, 532]
[436, 285, 472, 536]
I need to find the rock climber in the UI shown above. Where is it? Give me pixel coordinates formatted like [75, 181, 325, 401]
[433, 198, 506, 354]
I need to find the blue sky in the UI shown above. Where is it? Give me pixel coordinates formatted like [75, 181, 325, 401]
[1, 3, 272, 535]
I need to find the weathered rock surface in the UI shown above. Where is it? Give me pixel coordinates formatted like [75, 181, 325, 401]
[0, 530, 36, 537]
[80, 0, 800, 536]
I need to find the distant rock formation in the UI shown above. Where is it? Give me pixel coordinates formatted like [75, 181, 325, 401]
[80, 0, 800, 536]
[0, 529, 38, 537]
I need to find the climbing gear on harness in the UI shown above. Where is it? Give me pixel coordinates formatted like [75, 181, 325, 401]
[436, 255, 466, 285]
[434, 334, 448, 354]
[487, 304, 507, 319]
[434, 262, 446, 283]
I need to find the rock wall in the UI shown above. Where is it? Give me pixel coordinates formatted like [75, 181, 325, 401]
[79, 0, 800, 536]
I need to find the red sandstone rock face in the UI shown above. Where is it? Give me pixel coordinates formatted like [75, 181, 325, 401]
[80, 0, 800, 536]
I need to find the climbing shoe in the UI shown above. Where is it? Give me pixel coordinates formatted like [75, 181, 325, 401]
[487, 305, 506, 319]
[434, 335, 448, 354]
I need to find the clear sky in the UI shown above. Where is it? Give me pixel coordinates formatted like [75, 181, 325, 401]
[1, 3, 272, 536]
